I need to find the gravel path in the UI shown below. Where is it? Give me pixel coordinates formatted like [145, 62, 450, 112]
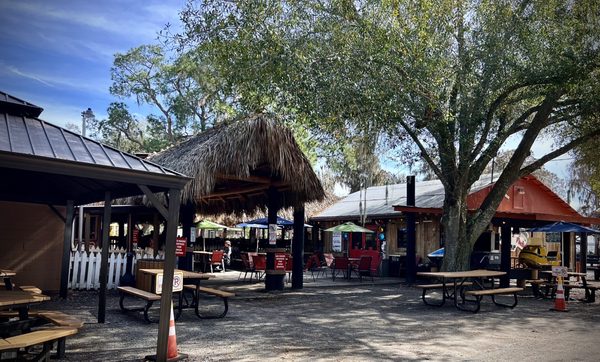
[43, 275, 600, 361]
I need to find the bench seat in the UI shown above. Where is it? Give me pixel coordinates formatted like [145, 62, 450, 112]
[464, 287, 523, 296]
[117, 286, 161, 323]
[459, 287, 523, 313]
[183, 285, 235, 319]
[415, 282, 473, 289]
[0, 327, 78, 360]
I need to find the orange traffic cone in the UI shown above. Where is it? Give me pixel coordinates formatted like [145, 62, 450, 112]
[145, 302, 187, 361]
[550, 277, 568, 312]
[167, 302, 178, 359]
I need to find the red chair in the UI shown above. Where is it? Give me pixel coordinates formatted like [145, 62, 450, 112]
[210, 250, 225, 273]
[332, 256, 349, 281]
[252, 254, 267, 281]
[238, 253, 255, 282]
[354, 255, 374, 282]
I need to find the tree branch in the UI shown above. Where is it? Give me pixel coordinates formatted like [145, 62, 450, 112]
[518, 129, 600, 177]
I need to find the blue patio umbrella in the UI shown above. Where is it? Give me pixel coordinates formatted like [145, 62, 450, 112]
[240, 216, 312, 228]
[527, 221, 600, 234]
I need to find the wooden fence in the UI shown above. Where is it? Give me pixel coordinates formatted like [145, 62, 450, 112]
[68, 247, 164, 290]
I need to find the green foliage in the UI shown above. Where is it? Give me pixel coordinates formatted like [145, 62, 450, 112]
[176, 0, 600, 270]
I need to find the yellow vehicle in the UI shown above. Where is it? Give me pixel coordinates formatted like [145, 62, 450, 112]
[518, 245, 561, 269]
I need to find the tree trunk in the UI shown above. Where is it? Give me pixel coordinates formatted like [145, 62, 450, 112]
[441, 191, 471, 271]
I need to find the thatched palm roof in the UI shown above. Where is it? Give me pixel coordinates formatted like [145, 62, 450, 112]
[142, 114, 325, 215]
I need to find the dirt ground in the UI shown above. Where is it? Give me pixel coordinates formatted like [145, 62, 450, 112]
[45, 273, 600, 361]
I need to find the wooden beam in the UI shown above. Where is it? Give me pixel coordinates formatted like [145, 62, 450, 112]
[138, 184, 168, 219]
[98, 191, 112, 323]
[59, 200, 74, 299]
[156, 188, 181, 361]
[201, 185, 269, 199]
[216, 173, 273, 184]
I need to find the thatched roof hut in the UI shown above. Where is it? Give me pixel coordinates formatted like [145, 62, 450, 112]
[137, 114, 325, 215]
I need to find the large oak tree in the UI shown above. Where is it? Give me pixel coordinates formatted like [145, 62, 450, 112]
[177, 0, 600, 270]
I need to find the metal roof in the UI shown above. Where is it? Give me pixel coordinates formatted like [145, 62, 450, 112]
[0, 91, 189, 205]
[312, 174, 499, 221]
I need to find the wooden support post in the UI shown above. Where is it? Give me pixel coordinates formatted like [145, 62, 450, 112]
[59, 200, 74, 299]
[84, 212, 91, 252]
[156, 188, 181, 362]
[98, 192, 112, 323]
[292, 206, 305, 289]
[406, 176, 416, 284]
[500, 226, 512, 288]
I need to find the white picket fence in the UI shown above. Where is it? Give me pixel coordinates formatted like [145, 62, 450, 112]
[68, 247, 164, 290]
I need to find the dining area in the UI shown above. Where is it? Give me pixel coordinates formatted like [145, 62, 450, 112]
[0, 268, 82, 360]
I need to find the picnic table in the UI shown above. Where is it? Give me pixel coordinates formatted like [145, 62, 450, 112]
[540, 270, 598, 302]
[417, 269, 522, 313]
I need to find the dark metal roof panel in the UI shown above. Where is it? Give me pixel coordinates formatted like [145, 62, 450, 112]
[0, 91, 43, 118]
[0, 107, 186, 179]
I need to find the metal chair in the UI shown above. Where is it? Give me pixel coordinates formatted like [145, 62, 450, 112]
[355, 255, 374, 282]
[332, 256, 349, 281]
[210, 250, 225, 273]
[238, 253, 255, 282]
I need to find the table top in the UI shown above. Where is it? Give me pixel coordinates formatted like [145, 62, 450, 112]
[139, 268, 210, 280]
[0, 290, 50, 308]
[0, 269, 16, 277]
[193, 251, 213, 255]
[540, 270, 586, 277]
[417, 269, 506, 279]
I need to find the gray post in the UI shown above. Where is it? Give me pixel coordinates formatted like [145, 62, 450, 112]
[59, 200, 75, 299]
[98, 192, 112, 323]
[292, 206, 305, 289]
[406, 176, 416, 284]
[156, 188, 181, 361]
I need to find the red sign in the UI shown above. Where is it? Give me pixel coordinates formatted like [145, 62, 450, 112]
[132, 229, 139, 244]
[176, 237, 187, 256]
[274, 252, 286, 271]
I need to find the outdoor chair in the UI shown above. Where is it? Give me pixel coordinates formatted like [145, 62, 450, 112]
[304, 254, 321, 282]
[354, 255, 374, 282]
[210, 250, 225, 273]
[252, 254, 267, 281]
[238, 253, 255, 282]
[332, 256, 349, 281]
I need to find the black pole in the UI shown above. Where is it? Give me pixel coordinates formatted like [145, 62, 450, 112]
[580, 232, 587, 273]
[563, 232, 571, 269]
[292, 206, 305, 289]
[500, 225, 511, 288]
[98, 192, 112, 323]
[406, 175, 416, 284]
[59, 200, 75, 299]
[265, 187, 285, 291]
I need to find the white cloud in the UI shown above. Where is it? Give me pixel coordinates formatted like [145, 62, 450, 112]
[2, 64, 108, 94]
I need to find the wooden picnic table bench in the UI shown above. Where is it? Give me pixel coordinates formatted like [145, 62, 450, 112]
[117, 286, 162, 323]
[463, 287, 523, 313]
[182, 285, 235, 319]
[0, 327, 78, 360]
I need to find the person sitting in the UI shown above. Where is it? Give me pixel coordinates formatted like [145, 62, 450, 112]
[222, 240, 232, 269]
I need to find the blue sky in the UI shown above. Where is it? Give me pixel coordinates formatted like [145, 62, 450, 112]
[0, 0, 185, 128]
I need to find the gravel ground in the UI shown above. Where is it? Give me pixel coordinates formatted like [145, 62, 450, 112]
[41, 272, 600, 361]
